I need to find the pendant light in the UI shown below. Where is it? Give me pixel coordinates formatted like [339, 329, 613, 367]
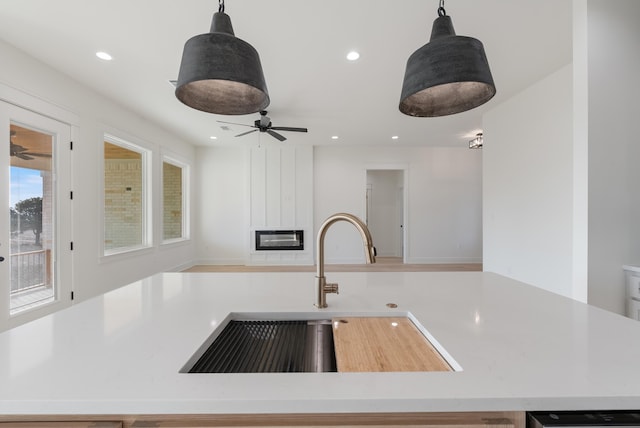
[399, 0, 496, 117]
[175, 0, 269, 115]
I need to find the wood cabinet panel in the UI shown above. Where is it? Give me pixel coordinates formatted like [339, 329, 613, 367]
[0, 422, 121, 428]
[122, 411, 525, 428]
[0, 412, 524, 428]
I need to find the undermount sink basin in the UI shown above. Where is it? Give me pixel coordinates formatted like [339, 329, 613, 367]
[186, 319, 336, 373]
[181, 312, 461, 374]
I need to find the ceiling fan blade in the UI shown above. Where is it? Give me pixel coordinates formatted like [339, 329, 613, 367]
[10, 142, 28, 153]
[25, 152, 52, 158]
[235, 129, 258, 137]
[270, 126, 308, 133]
[14, 153, 33, 160]
[267, 130, 287, 142]
[217, 120, 254, 128]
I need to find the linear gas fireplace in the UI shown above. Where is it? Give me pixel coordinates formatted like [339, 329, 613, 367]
[255, 230, 304, 251]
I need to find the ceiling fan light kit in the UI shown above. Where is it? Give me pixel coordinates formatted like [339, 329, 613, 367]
[175, 0, 269, 115]
[399, 0, 496, 117]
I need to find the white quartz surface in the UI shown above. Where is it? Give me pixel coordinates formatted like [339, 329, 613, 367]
[2, 271, 640, 415]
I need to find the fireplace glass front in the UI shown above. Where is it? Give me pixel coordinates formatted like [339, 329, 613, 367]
[255, 230, 304, 251]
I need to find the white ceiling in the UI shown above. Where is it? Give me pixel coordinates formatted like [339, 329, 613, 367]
[0, 0, 572, 148]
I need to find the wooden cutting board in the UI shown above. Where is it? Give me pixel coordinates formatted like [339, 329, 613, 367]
[332, 317, 452, 372]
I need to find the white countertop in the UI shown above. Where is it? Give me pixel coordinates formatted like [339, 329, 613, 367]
[2, 271, 640, 415]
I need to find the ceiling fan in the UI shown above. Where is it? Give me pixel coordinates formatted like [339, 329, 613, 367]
[218, 110, 308, 142]
[9, 130, 52, 160]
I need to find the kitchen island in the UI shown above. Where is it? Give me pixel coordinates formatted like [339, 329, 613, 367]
[1, 271, 640, 425]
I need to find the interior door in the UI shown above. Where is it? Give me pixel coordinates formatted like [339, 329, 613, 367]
[0, 102, 72, 331]
[366, 169, 405, 259]
[396, 185, 404, 258]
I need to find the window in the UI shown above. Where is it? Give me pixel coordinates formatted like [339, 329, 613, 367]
[103, 135, 151, 255]
[162, 157, 189, 242]
[9, 125, 54, 313]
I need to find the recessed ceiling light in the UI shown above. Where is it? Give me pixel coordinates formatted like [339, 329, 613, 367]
[346, 51, 360, 61]
[331, 136, 339, 140]
[96, 51, 113, 61]
[210, 136, 217, 140]
[392, 136, 399, 140]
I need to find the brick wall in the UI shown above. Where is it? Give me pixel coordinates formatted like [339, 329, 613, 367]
[104, 159, 143, 250]
[163, 162, 182, 240]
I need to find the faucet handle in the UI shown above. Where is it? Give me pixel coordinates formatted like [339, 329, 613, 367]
[324, 283, 339, 295]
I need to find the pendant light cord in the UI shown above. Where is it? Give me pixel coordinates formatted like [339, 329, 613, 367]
[219, 0, 225, 13]
[438, 0, 446, 16]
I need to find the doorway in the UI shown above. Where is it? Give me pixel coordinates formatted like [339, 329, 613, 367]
[0, 101, 72, 330]
[366, 169, 406, 261]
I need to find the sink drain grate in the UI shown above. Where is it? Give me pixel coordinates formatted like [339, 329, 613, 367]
[189, 320, 335, 373]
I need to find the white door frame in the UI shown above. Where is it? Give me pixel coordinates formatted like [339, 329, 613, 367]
[364, 165, 409, 263]
[0, 84, 77, 332]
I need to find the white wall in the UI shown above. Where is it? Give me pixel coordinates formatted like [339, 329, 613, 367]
[572, 0, 589, 304]
[195, 144, 314, 265]
[195, 146, 247, 265]
[0, 40, 197, 310]
[585, 0, 640, 314]
[315, 146, 482, 264]
[483, 64, 575, 298]
[483, 1, 640, 315]
[248, 144, 313, 265]
[196, 145, 482, 266]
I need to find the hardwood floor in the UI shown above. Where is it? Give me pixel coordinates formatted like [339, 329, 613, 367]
[182, 257, 482, 273]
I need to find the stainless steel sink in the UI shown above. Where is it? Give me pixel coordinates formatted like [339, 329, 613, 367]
[185, 319, 336, 373]
[181, 312, 462, 374]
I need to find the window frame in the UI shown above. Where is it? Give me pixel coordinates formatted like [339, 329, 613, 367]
[102, 133, 153, 257]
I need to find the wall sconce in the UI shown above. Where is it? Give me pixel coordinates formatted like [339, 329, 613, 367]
[469, 133, 483, 149]
[399, 0, 496, 117]
[175, 0, 269, 115]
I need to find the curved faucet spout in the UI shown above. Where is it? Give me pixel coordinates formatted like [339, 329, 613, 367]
[315, 213, 376, 308]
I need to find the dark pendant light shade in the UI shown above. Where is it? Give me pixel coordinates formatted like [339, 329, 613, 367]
[176, 9, 269, 115]
[399, 7, 496, 117]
